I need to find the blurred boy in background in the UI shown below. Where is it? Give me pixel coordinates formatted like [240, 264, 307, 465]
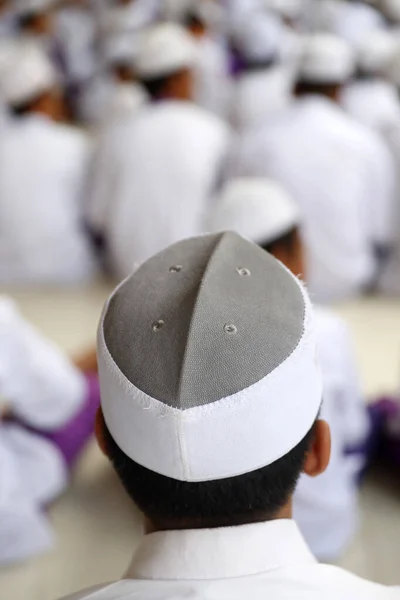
[87, 23, 231, 279]
[0, 296, 99, 565]
[0, 42, 97, 284]
[207, 177, 371, 560]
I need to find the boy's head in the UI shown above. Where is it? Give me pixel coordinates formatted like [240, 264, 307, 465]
[207, 178, 304, 278]
[355, 31, 397, 80]
[17, 0, 56, 35]
[136, 23, 196, 101]
[294, 34, 355, 102]
[0, 42, 64, 121]
[231, 12, 282, 70]
[96, 232, 328, 532]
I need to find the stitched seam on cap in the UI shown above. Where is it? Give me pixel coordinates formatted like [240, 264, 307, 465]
[176, 232, 225, 406]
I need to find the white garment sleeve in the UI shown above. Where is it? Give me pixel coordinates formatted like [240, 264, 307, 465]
[363, 133, 397, 247]
[85, 126, 121, 234]
[316, 310, 370, 450]
[0, 297, 86, 429]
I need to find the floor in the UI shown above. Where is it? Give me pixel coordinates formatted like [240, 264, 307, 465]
[1, 283, 400, 599]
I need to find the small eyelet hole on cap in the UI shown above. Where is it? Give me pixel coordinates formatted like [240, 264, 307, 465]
[237, 267, 251, 277]
[169, 265, 183, 273]
[152, 319, 165, 332]
[224, 323, 237, 335]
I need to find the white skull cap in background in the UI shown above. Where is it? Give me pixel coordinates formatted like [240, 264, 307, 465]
[385, 42, 400, 86]
[135, 23, 197, 79]
[297, 34, 355, 84]
[231, 11, 283, 61]
[264, 0, 304, 20]
[102, 32, 144, 66]
[0, 41, 57, 106]
[357, 31, 398, 75]
[16, 0, 57, 15]
[382, 0, 400, 21]
[206, 178, 301, 246]
[162, 0, 195, 21]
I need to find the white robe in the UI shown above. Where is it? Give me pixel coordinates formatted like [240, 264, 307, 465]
[342, 80, 400, 296]
[232, 66, 292, 131]
[342, 79, 400, 135]
[87, 101, 232, 279]
[0, 297, 86, 565]
[193, 34, 231, 119]
[294, 307, 369, 561]
[79, 74, 147, 126]
[0, 114, 97, 285]
[54, 5, 98, 85]
[231, 95, 396, 302]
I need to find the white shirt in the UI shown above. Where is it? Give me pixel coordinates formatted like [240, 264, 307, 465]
[0, 114, 97, 285]
[342, 79, 400, 135]
[294, 308, 369, 561]
[232, 65, 292, 131]
[87, 101, 231, 279]
[61, 520, 398, 599]
[79, 74, 147, 126]
[54, 5, 98, 84]
[231, 95, 396, 302]
[0, 297, 86, 565]
[193, 34, 231, 119]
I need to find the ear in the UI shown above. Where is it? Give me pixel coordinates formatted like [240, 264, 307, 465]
[303, 419, 331, 478]
[95, 407, 109, 458]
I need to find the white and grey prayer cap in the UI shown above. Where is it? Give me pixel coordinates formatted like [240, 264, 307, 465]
[135, 23, 196, 79]
[98, 232, 322, 482]
[298, 34, 355, 84]
[207, 178, 301, 246]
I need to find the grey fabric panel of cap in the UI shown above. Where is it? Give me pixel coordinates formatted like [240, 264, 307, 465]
[103, 232, 305, 409]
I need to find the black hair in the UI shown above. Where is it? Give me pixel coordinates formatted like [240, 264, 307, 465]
[294, 80, 342, 98]
[103, 419, 316, 529]
[182, 12, 205, 31]
[139, 73, 173, 99]
[9, 94, 42, 117]
[18, 13, 40, 30]
[261, 226, 299, 256]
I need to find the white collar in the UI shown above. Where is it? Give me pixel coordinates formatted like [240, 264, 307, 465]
[126, 520, 316, 581]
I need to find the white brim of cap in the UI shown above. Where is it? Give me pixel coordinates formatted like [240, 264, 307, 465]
[98, 272, 322, 482]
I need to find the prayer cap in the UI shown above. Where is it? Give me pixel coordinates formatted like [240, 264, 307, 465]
[98, 232, 322, 482]
[16, 0, 56, 16]
[298, 34, 355, 84]
[207, 178, 300, 246]
[0, 42, 57, 106]
[264, 0, 304, 20]
[382, 0, 400, 22]
[135, 23, 196, 79]
[231, 12, 282, 62]
[357, 31, 398, 75]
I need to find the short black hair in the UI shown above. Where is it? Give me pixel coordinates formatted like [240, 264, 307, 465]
[9, 94, 42, 117]
[182, 12, 205, 30]
[139, 73, 174, 99]
[261, 226, 299, 256]
[18, 13, 40, 30]
[103, 419, 316, 529]
[294, 80, 342, 98]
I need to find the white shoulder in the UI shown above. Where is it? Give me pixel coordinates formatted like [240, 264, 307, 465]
[59, 583, 112, 600]
[312, 564, 399, 597]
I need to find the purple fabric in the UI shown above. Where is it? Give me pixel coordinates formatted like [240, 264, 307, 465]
[367, 397, 400, 467]
[41, 374, 100, 469]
